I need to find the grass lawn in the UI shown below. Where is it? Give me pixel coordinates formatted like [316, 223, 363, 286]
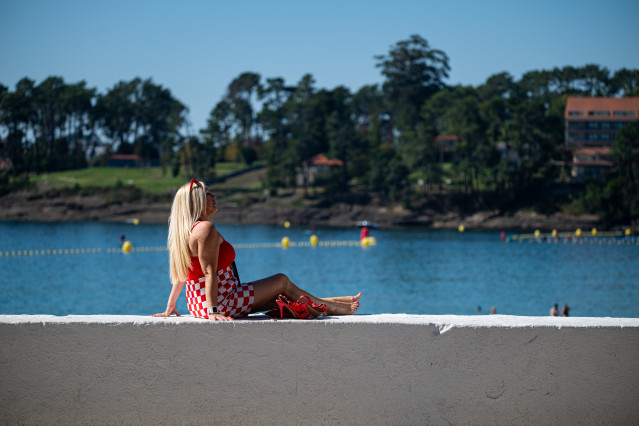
[31, 163, 256, 195]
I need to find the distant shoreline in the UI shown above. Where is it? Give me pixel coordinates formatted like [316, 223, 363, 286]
[0, 190, 607, 232]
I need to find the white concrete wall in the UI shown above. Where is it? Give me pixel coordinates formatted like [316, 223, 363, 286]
[1, 314, 638, 425]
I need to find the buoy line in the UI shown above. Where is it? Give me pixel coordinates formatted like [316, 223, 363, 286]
[504, 228, 636, 244]
[0, 240, 371, 258]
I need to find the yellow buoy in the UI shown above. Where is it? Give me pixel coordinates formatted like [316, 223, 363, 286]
[575, 228, 582, 237]
[625, 228, 632, 236]
[458, 224, 465, 233]
[284, 221, 291, 228]
[361, 236, 377, 246]
[310, 235, 318, 246]
[281, 236, 290, 248]
[551, 229, 558, 238]
[534, 229, 541, 238]
[122, 241, 132, 253]
[133, 218, 140, 226]
[591, 228, 597, 236]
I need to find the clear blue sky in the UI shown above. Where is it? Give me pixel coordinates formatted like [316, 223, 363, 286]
[2, 0, 638, 133]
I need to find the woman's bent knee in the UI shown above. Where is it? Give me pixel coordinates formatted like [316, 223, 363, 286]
[275, 273, 294, 292]
[275, 273, 289, 283]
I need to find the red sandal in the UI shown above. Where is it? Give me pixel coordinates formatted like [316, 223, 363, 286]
[296, 295, 327, 317]
[276, 294, 314, 319]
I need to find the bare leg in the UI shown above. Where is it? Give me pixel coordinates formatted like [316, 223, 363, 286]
[324, 292, 362, 303]
[250, 273, 359, 316]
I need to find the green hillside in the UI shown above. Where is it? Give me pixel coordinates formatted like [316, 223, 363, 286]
[30, 164, 264, 196]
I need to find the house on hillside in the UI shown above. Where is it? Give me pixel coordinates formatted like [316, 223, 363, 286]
[570, 147, 614, 182]
[564, 97, 639, 148]
[106, 154, 160, 168]
[297, 154, 344, 188]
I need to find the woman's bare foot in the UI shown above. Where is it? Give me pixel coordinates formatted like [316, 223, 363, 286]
[324, 299, 359, 316]
[264, 300, 357, 317]
[325, 292, 362, 303]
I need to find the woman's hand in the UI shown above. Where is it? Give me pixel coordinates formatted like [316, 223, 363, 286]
[152, 306, 180, 317]
[208, 313, 234, 321]
[154, 282, 185, 318]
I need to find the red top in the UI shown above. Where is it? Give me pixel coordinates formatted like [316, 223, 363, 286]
[186, 221, 236, 281]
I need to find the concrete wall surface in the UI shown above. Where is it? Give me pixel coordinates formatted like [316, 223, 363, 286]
[1, 314, 638, 425]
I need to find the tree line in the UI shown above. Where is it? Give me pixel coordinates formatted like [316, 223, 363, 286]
[0, 76, 188, 175]
[1, 35, 638, 223]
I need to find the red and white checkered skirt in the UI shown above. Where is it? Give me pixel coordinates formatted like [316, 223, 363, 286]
[185, 265, 254, 318]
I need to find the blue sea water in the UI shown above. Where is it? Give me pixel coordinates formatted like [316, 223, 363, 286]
[0, 221, 637, 318]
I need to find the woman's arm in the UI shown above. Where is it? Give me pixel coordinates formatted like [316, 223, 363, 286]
[195, 222, 234, 321]
[152, 280, 185, 317]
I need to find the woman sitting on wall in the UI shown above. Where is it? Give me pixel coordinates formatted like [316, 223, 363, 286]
[153, 179, 361, 321]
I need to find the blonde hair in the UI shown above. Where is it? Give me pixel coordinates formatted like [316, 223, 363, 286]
[167, 181, 208, 284]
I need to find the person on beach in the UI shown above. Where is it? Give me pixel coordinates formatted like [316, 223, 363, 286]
[550, 304, 559, 316]
[153, 179, 361, 321]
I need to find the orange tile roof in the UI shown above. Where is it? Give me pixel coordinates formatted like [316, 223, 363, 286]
[435, 134, 460, 142]
[310, 154, 344, 167]
[565, 97, 639, 119]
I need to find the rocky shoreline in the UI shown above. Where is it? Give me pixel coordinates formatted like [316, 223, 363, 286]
[0, 190, 605, 232]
